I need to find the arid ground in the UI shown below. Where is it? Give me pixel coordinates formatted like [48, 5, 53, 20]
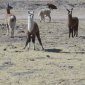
[0, 5, 85, 85]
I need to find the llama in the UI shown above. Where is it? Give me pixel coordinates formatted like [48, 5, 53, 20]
[6, 4, 16, 38]
[38, 8, 51, 22]
[47, 3, 57, 9]
[66, 8, 79, 38]
[24, 10, 44, 50]
[38, 4, 57, 23]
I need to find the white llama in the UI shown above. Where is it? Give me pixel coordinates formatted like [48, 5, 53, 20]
[24, 10, 44, 50]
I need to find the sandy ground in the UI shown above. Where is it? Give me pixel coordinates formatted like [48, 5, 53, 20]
[0, 7, 85, 85]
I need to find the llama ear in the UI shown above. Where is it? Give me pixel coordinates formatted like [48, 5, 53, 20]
[7, 3, 9, 8]
[70, 8, 73, 14]
[66, 9, 70, 12]
[71, 8, 73, 11]
[8, 3, 9, 7]
[63, 5, 69, 12]
[71, 8, 73, 14]
[33, 11, 34, 14]
[28, 10, 30, 14]
[7, 3, 13, 9]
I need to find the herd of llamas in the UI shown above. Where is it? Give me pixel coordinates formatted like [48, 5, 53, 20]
[4, 3, 79, 50]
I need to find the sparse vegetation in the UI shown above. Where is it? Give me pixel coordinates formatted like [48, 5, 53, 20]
[0, 0, 85, 85]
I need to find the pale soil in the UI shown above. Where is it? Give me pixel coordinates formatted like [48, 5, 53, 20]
[0, 7, 85, 85]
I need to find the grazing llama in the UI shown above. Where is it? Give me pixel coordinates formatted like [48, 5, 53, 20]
[24, 10, 44, 50]
[39, 8, 51, 22]
[6, 4, 16, 38]
[66, 8, 79, 38]
[38, 4, 57, 23]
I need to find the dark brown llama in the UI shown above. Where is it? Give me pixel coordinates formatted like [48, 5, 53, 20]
[66, 8, 79, 38]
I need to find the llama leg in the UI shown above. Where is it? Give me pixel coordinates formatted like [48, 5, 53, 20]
[72, 29, 74, 38]
[76, 30, 78, 37]
[27, 35, 31, 50]
[32, 34, 35, 50]
[24, 34, 31, 49]
[8, 23, 13, 38]
[12, 29, 14, 38]
[75, 30, 78, 37]
[41, 15, 45, 22]
[76, 28, 78, 37]
[36, 31, 44, 50]
[48, 15, 51, 22]
[40, 16, 43, 22]
[6, 24, 9, 36]
[11, 28, 14, 38]
[76, 22, 79, 37]
[40, 17, 42, 22]
[43, 17, 45, 22]
[73, 28, 75, 38]
[11, 22, 16, 38]
[69, 26, 72, 38]
[27, 42, 30, 50]
[74, 29, 75, 37]
[70, 27, 73, 38]
[41, 17, 45, 22]
[69, 29, 71, 38]
[73, 26, 78, 37]
[9, 27, 12, 37]
[11, 23, 16, 38]
[40, 16, 44, 22]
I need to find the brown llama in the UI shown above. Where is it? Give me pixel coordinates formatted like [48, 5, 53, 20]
[66, 8, 79, 38]
[6, 4, 16, 38]
[24, 10, 44, 50]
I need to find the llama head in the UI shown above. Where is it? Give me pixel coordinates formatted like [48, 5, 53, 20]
[28, 10, 34, 19]
[66, 8, 73, 16]
[7, 3, 13, 10]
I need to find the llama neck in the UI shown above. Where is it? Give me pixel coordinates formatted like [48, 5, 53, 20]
[28, 16, 33, 22]
[28, 15, 34, 32]
[68, 14, 72, 23]
[7, 9, 11, 14]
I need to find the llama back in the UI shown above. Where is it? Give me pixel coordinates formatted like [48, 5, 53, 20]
[38, 8, 51, 16]
[44, 8, 51, 15]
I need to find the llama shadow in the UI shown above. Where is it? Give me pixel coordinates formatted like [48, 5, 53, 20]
[80, 36, 85, 39]
[45, 49, 85, 54]
[50, 21, 60, 23]
[46, 21, 60, 23]
[14, 36, 26, 38]
[45, 48, 62, 53]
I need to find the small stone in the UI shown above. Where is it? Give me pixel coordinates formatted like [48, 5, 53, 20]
[3, 48, 7, 51]
[30, 59, 35, 61]
[46, 55, 50, 58]
[68, 66, 73, 69]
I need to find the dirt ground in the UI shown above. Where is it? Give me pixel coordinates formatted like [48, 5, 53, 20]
[0, 7, 85, 85]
